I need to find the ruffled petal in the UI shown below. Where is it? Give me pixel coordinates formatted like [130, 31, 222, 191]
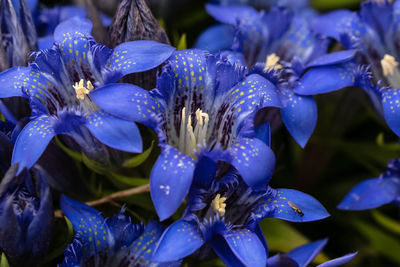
[60, 195, 112, 256]
[108, 40, 175, 75]
[152, 220, 204, 262]
[85, 110, 143, 153]
[0, 67, 30, 98]
[294, 62, 356, 95]
[11, 115, 56, 171]
[220, 229, 267, 267]
[337, 177, 400, 210]
[195, 24, 235, 53]
[382, 88, 400, 137]
[280, 91, 317, 148]
[317, 252, 358, 267]
[286, 239, 328, 267]
[205, 4, 258, 25]
[256, 188, 330, 222]
[150, 145, 196, 220]
[90, 83, 161, 128]
[229, 138, 275, 187]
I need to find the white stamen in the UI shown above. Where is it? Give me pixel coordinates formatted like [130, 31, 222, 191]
[381, 54, 399, 76]
[73, 79, 93, 100]
[264, 53, 282, 72]
[211, 194, 227, 217]
[178, 107, 210, 157]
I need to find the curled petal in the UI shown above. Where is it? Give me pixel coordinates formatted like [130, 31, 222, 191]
[286, 238, 328, 267]
[195, 24, 235, 53]
[317, 252, 358, 267]
[205, 4, 258, 25]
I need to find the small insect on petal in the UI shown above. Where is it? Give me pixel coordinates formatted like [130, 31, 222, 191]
[287, 200, 304, 216]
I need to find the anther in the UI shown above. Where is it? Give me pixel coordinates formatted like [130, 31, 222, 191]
[211, 194, 227, 216]
[264, 53, 282, 72]
[73, 79, 94, 100]
[381, 54, 399, 76]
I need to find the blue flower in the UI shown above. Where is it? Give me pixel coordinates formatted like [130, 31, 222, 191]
[91, 49, 279, 220]
[0, 163, 53, 267]
[59, 195, 180, 267]
[198, 4, 358, 147]
[0, 16, 175, 171]
[151, 170, 329, 266]
[267, 238, 358, 267]
[338, 158, 400, 210]
[310, 0, 400, 138]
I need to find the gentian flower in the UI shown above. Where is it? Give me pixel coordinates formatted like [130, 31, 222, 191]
[310, 0, 400, 138]
[0, 16, 175, 171]
[151, 169, 329, 266]
[198, 4, 358, 147]
[60, 195, 180, 267]
[338, 158, 400, 210]
[91, 49, 279, 220]
[267, 238, 357, 267]
[0, 163, 53, 267]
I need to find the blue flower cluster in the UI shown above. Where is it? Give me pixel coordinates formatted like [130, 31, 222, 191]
[1, 0, 398, 266]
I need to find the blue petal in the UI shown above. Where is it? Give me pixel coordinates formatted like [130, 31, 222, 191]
[306, 50, 356, 68]
[280, 91, 317, 148]
[150, 145, 195, 220]
[317, 252, 358, 267]
[90, 83, 161, 128]
[229, 138, 275, 187]
[152, 220, 204, 262]
[192, 154, 217, 189]
[286, 239, 328, 267]
[0, 67, 30, 98]
[38, 35, 55, 50]
[256, 188, 330, 222]
[11, 116, 56, 171]
[254, 223, 268, 253]
[220, 229, 267, 267]
[310, 10, 363, 43]
[211, 235, 246, 267]
[54, 17, 92, 43]
[195, 24, 235, 53]
[108, 40, 175, 75]
[255, 121, 271, 147]
[85, 110, 143, 153]
[337, 177, 400, 210]
[130, 221, 166, 263]
[266, 254, 299, 267]
[60, 195, 112, 256]
[382, 88, 400, 137]
[205, 4, 258, 25]
[359, 1, 393, 40]
[294, 62, 356, 95]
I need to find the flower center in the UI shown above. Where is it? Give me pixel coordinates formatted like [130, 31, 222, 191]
[178, 107, 210, 157]
[211, 193, 227, 217]
[264, 53, 282, 72]
[380, 54, 400, 88]
[73, 79, 94, 100]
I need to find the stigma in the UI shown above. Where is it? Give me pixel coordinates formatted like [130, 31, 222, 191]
[73, 79, 94, 100]
[211, 194, 227, 217]
[178, 107, 209, 157]
[264, 53, 282, 72]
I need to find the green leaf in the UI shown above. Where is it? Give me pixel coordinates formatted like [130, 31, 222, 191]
[0, 253, 9, 267]
[260, 219, 329, 264]
[353, 219, 400, 264]
[108, 172, 149, 187]
[42, 217, 75, 264]
[55, 137, 82, 162]
[311, 0, 362, 9]
[372, 210, 400, 235]
[177, 34, 187, 50]
[122, 141, 154, 168]
[81, 152, 108, 175]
